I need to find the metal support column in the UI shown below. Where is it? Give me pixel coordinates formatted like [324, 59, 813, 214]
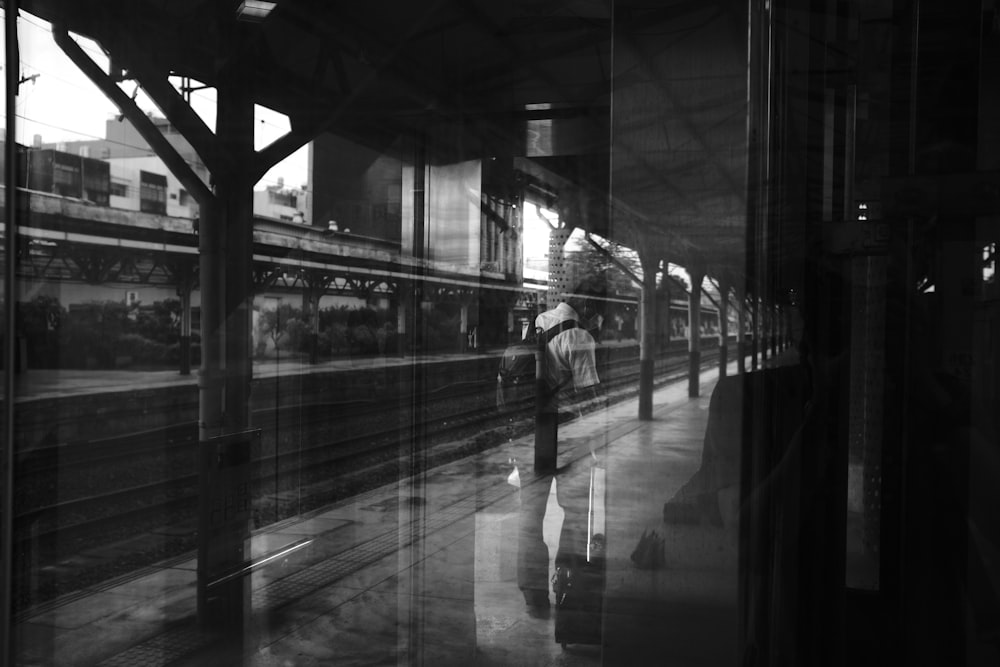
[718, 274, 730, 377]
[306, 286, 321, 364]
[196, 50, 255, 641]
[771, 303, 779, 358]
[176, 263, 195, 375]
[737, 281, 747, 374]
[638, 253, 659, 420]
[460, 304, 470, 351]
[546, 226, 573, 310]
[2, 4, 20, 662]
[537, 224, 571, 465]
[301, 271, 333, 365]
[393, 283, 408, 356]
[661, 270, 672, 348]
[760, 300, 769, 363]
[400, 131, 433, 663]
[688, 263, 705, 397]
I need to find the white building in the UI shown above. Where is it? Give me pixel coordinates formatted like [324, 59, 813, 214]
[105, 154, 199, 218]
[253, 177, 307, 223]
[44, 115, 310, 223]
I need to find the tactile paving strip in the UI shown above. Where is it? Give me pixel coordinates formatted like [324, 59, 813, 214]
[98, 623, 205, 667]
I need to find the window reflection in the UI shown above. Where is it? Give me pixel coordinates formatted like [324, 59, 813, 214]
[1, 1, 999, 666]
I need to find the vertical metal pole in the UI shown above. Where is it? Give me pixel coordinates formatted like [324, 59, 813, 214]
[718, 274, 730, 377]
[760, 300, 769, 362]
[638, 252, 658, 420]
[687, 264, 705, 397]
[459, 303, 469, 351]
[197, 36, 254, 641]
[736, 281, 747, 374]
[301, 278, 322, 365]
[546, 227, 572, 310]
[402, 130, 429, 662]
[739, 0, 767, 659]
[219, 87, 254, 434]
[770, 302, 778, 359]
[309, 287, 320, 364]
[409, 134, 426, 355]
[3, 4, 20, 662]
[663, 266, 671, 346]
[178, 265, 193, 375]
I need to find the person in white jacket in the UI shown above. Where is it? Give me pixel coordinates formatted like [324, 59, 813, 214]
[517, 278, 605, 615]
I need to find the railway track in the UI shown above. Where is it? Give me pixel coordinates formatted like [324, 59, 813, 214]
[12, 344, 728, 613]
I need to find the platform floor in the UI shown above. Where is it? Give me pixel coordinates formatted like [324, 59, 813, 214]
[13, 359, 754, 666]
[9, 349, 502, 402]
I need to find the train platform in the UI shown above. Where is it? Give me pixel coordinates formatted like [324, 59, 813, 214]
[8, 349, 506, 402]
[12, 355, 766, 666]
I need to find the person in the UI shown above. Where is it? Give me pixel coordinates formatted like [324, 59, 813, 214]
[517, 278, 605, 616]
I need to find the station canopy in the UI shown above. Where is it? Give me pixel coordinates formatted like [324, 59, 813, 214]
[16, 0, 749, 273]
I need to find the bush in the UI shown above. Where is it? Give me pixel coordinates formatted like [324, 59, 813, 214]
[252, 303, 395, 358]
[51, 301, 137, 368]
[115, 333, 169, 366]
[349, 324, 377, 354]
[327, 323, 349, 354]
[424, 306, 461, 351]
[15, 296, 63, 368]
[134, 299, 181, 345]
[282, 318, 308, 353]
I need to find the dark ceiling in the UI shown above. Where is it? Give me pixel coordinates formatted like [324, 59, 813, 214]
[16, 0, 749, 272]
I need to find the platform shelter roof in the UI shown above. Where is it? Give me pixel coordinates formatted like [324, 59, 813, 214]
[17, 0, 749, 278]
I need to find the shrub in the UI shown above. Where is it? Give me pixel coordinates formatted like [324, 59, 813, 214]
[349, 324, 377, 354]
[115, 333, 169, 366]
[282, 317, 308, 352]
[134, 299, 181, 345]
[327, 323, 349, 354]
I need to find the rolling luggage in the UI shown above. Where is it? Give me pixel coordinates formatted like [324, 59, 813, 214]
[553, 464, 606, 648]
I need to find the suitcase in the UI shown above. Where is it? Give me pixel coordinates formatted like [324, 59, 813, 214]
[553, 464, 606, 648]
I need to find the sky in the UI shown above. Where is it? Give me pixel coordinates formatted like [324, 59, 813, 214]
[2, 12, 308, 190]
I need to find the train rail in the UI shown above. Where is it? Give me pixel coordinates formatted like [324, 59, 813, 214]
[12, 344, 729, 614]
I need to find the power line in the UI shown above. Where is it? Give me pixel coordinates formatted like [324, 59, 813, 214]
[19, 12, 109, 62]
[17, 58, 110, 96]
[5, 113, 304, 190]
[10, 112, 157, 151]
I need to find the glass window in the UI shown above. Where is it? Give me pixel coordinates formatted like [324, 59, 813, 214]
[139, 169, 167, 214]
[4, 2, 999, 666]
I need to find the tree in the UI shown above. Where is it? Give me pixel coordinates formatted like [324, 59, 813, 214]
[256, 303, 308, 356]
[17, 295, 64, 337]
[134, 299, 182, 345]
[17, 296, 65, 368]
[565, 234, 642, 298]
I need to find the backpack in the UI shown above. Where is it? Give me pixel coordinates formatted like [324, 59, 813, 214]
[496, 320, 577, 410]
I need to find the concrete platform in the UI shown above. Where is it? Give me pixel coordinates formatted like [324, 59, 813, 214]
[12, 359, 752, 666]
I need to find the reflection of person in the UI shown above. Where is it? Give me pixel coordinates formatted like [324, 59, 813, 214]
[518, 279, 604, 615]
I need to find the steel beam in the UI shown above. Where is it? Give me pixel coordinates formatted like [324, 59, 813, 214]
[51, 26, 214, 207]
